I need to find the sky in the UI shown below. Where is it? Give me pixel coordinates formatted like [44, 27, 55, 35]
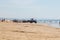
[0, 0, 60, 19]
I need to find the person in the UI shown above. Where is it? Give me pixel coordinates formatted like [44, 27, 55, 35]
[1, 19, 5, 22]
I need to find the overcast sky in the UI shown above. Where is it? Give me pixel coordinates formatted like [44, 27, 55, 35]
[0, 0, 60, 19]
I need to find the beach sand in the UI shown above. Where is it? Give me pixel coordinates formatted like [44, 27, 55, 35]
[0, 22, 60, 40]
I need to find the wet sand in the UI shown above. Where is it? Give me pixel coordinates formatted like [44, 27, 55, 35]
[0, 22, 60, 40]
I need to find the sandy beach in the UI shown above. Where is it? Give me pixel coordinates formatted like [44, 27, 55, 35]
[0, 22, 60, 40]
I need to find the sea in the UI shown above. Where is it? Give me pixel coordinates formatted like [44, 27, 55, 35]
[37, 20, 60, 28]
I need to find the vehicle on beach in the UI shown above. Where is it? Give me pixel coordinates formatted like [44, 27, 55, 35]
[12, 18, 37, 23]
[22, 18, 37, 23]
